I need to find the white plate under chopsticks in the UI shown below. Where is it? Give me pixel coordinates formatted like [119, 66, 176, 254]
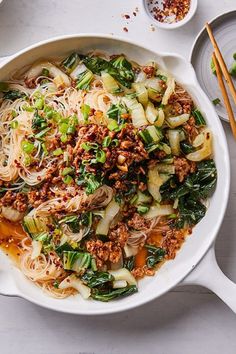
[190, 10, 236, 123]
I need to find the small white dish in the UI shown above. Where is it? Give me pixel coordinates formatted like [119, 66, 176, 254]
[142, 0, 198, 30]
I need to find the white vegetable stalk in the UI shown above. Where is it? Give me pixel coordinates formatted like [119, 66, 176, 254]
[166, 114, 190, 128]
[96, 199, 120, 236]
[26, 61, 71, 87]
[59, 275, 91, 299]
[122, 97, 148, 127]
[148, 166, 164, 202]
[113, 280, 128, 289]
[167, 129, 181, 156]
[187, 129, 212, 161]
[144, 204, 174, 219]
[162, 77, 175, 105]
[109, 268, 137, 286]
[31, 240, 42, 260]
[101, 72, 120, 93]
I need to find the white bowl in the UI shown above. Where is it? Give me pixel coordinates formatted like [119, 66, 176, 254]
[142, 0, 198, 30]
[0, 34, 232, 315]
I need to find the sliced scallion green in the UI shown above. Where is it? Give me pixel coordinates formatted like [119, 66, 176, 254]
[96, 150, 106, 163]
[212, 98, 221, 105]
[35, 127, 50, 139]
[61, 167, 74, 176]
[108, 119, 119, 131]
[102, 136, 112, 147]
[21, 140, 35, 154]
[10, 120, 18, 129]
[81, 104, 90, 122]
[53, 148, 63, 156]
[60, 134, 68, 143]
[63, 175, 73, 184]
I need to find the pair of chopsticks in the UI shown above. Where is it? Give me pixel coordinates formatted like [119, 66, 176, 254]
[206, 22, 236, 139]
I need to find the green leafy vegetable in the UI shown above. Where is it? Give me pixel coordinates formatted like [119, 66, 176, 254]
[61, 52, 80, 73]
[81, 270, 114, 288]
[123, 256, 135, 271]
[63, 251, 91, 272]
[145, 245, 165, 268]
[180, 141, 195, 154]
[91, 285, 138, 302]
[32, 113, 47, 131]
[81, 103, 91, 122]
[175, 196, 206, 229]
[4, 90, 26, 101]
[76, 70, 93, 90]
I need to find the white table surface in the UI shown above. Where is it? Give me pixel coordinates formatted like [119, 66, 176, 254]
[0, 0, 236, 353]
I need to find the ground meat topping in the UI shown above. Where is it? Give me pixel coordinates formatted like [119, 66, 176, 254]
[86, 240, 122, 269]
[0, 191, 28, 212]
[127, 213, 150, 231]
[174, 157, 196, 182]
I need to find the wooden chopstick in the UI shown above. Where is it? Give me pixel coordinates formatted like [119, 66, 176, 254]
[212, 52, 236, 139]
[206, 22, 236, 106]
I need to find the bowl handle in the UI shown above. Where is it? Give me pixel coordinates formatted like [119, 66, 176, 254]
[181, 245, 236, 313]
[161, 54, 198, 86]
[0, 270, 21, 297]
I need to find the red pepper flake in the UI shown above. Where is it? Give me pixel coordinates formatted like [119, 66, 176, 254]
[148, 0, 190, 23]
[124, 14, 130, 19]
[123, 27, 129, 32]
[133, 12, 137, 16]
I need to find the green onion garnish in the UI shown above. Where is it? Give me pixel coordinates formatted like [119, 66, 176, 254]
[96, 150, 106, 163]
[34, 98, 44, 110]
[212, 98, 221, 105]
[63, 175, 73, 184]
[41, 143, 48, 155]
[67, 125, 76, 134]
[137, 205, 149, 214]
[61, 167, 74, 176]
[59, 122, 69, 134]
[108, 119, 119, 131]
[53, 148, 63, 156]
[60, 134, 68, 143]
[81, 104, 90, 122]
[233, 53, 236, 60]
[35, 127, 50, 139]
[10, 120, 18, 129]
[21, 140, 35, 154]
[102, 136, 112, 147]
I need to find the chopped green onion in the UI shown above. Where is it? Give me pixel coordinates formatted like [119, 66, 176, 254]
[167, 213, 177, 219]
[229, 62, 236, 77]
[11, 110, 17, 118]
[34, 98, 44, 110]
[42, 68, 50, 77]
[21, 140, 35, 154]
[233, 53, 236, 60]
[63, 175, 73, 184]
[102, 136, 112, 147]
[67, 125, 76, 134]
[96, 150, 106, 163]
[41, 143, 48, 155]
[0, 82, 9, 92]
[60, 134, 68, 143]
[59, 122, 69, 134]
[53, 148, 63, 156]
[81, 104, 90, 123]
[108, 119, 119, 131]
[10, 120, 18, 129]
[61, 167, 74, 176]
[111, 139, 119, 146]
[210, 57, 216, 75]
[192, 109, 206, 126]
[137, 205, 150, 214]
[35, 127, 50, 139]
[22, 105, 34, 112]
[212, 98, 221, 105]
